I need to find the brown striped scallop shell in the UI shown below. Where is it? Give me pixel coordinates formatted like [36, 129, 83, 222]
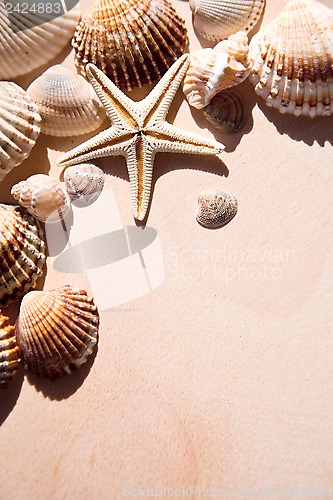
[0, 204, 46, 305]
[0, 313, 20, 388]
[72, 0, 189, 91]
[15, 286, 99, 380]
[196, 190, 238, 228]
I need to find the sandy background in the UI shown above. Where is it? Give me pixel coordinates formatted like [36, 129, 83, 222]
[1, 0, 333, 498]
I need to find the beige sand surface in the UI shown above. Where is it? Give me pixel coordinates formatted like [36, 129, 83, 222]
[1, 0, 333, 498]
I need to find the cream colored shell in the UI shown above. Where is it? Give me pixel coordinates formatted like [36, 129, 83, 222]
[196, 190, 238, 228]
[64, 163, 105, 206]
[0, 4, 80, 80]
[72, 0, 188, 91]
[189, 0, 266, 42]
[249, 0, 333, 117]
[11, 174, 71, 223]
[27, 65, 106, 137]
[183, 31, 250, 109]
[0, 203, 46, 305]
[0, 82, 41, 182]
[0, 313, 20, 389]
[15, 286, 99, 380]
[203, 90, 247, 133]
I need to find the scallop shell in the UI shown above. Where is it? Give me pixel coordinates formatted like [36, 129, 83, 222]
[203, 90, 247, 133]
[196, 190, 238, 228]
[183, 31, 250, 109]
[0, 82, 41, 182]
[0, 204, 46, 305]
[249, 0, 333, 118]
[27, 65, 106, 137]
[11, 174, 71, 223]
[0, 4, 80, 80]
[15, 286, 99, 380]
[189, 0, 266, 42]
[72, 0, 188, 91]
[0, 313, 20, 388]
[64, 164, 105, 206]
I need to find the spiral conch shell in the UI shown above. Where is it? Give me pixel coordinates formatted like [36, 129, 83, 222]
[249, 0, 333, 118]
[196, 190, 238, 228]
[64, 164, 105, 206]
[203, 90, 247, 133]
[183, 31, 250, 109]
[0, 82, 41, 182]
[0, 4, 80, 80]
[11, 174, 71, 223]
[0, 204, 46, 305]
[0, 313, 20, 388]
[15, 286, 99, 380]
[27, 65, 106, 137]
[72, 0, 188, 91]
[189, 0, 266, 42]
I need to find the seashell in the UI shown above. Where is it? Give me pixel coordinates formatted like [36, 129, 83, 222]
[11, 174, 71, 223]
[196, 190, 238, 228]
[183, 31, 250, 109]
[15, 286, 99, 380]
[0, 4, 80, 80]
[0, 313, 20, 388]
[249, 0, 333, 118]
[72, 0, 189, 91]
[27, 65, 106, 137]
[0, 203, 46, 305]
[64, 163, 105, 206]
[0, 82, 41, 182]
[203, 90, 247, 133]
[189, 0, 266, 42]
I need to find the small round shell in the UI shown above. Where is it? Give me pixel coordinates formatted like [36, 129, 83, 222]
[183, 31, 250, 109]
[72, 0, 188, 91]
[189, 0, 266, 42]
[0, 82, 41, 182]
[0, 313, 20, 388]
[64, 164, 105, 206]
[27, 65, 106, 137]
[203, 90, 247, 133]
[196, 190, 238, 228]
[0, 203, 46, 305]
[15, 286, 99, 380]
[11, 174, 71, 223]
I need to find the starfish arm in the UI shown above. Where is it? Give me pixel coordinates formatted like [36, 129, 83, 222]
[146, 123, 225, 156]
[57, 127, 134, 167]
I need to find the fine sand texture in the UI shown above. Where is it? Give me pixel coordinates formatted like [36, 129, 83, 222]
[1, 0, 333, 498]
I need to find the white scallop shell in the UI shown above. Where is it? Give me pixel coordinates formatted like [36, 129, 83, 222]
[11, 174, 71, 223]
[64, 164, 105, 206]
[249, 0, 333, 118]
[0, 82, 41, 182]
[27, 65, 106, 137]
[196, 190, 238, 228]
[183, 31, 250, 109]
[189, 0, 266, 42]
[203, 90, 247, 133]
[0, 4, 80, 80]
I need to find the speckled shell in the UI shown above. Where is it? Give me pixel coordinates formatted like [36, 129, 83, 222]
[0, 82, 41, 182]
[249, 0, 333, 118]
[0, 313, 20, 388]
[15, 286, 99, 380]
[0, 204, 46, 305]
[189, 0, 265, 42]
[0, 4, 80, 80]
[196, 190, 238, 228]
[11, 174, 71, 223]
[64, 164, 105, 206]
[203, 90, 247, 133]
[183, 31, 250, 109]
[27, 65, 106, 137]
[72, 0, 189, 91]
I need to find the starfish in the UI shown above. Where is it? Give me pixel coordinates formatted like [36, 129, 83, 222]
[57, 54, 225, 221]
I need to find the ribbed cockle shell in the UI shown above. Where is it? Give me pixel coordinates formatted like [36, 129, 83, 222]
[0, 313, 20, 388]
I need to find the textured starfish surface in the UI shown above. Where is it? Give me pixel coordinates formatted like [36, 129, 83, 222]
[57, 54, 225, 221]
